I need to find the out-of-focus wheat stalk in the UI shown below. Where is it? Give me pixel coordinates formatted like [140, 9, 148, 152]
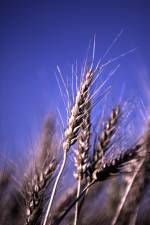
[111, 123, 150, 225]
[23, 116, 58, 225]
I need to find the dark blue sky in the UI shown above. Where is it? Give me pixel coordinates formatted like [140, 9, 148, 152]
[0, 0, 150, 160]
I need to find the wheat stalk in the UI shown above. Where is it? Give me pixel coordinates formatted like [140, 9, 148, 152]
[43, 69, 95, 225]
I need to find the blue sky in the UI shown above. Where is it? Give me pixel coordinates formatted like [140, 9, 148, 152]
[0, 0, 150, 160]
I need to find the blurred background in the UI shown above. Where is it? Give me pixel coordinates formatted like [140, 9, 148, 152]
[0, 0, 150, 161]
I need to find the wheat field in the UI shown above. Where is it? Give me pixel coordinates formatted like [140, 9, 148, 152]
[0, 50, 150, 225]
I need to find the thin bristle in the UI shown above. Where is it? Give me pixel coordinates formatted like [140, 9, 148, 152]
[42, 69, 95, 225]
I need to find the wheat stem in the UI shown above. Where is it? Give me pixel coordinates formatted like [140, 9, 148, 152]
[43, 150, 67, 225]
[74, 177, 81, 225]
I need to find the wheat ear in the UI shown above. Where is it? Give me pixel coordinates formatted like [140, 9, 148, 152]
[43, 70, 94, 225]
[25, 160, 57, 225]
[92, 105, 120, 180]
[74, 97, 91, 225]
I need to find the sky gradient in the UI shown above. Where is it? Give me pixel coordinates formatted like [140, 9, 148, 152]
[0, 0, 150, 160]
